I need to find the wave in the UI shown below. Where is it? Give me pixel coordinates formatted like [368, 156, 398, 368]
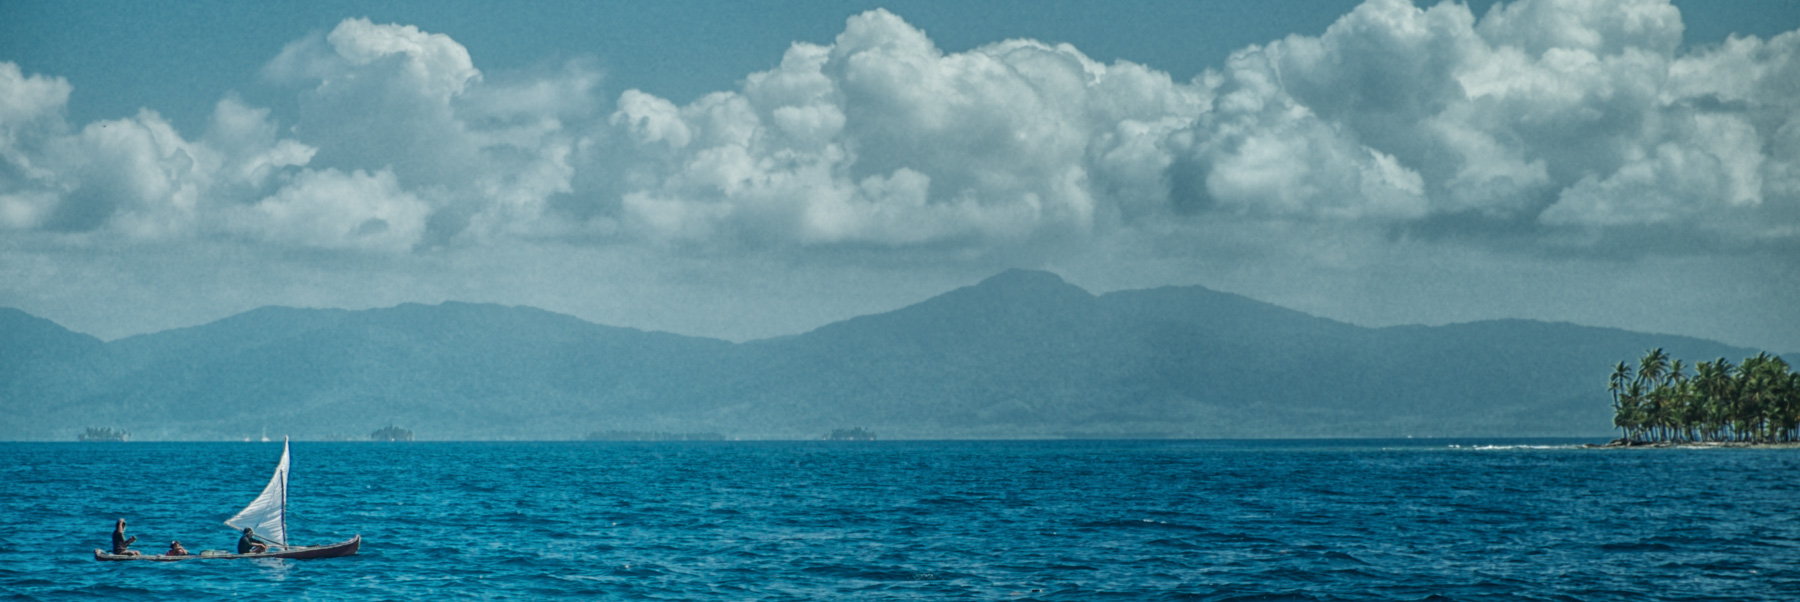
[1599, 541, 1676, 552]
[8, 440, 1795, 600]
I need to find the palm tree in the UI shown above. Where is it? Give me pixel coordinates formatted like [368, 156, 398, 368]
[1737, 353, 1782, 443]
[1609, 362, 1633, 440]
[1638, 348, 1670, 391]
[1693, 359, 1733, 441]
[1622, 381, 1648, 442]
[1678, 379, 1707, 442]
[1784, 370, 1800, 442]
[1638, 349, 1673, 441]
[1752, 354, 1793, 442]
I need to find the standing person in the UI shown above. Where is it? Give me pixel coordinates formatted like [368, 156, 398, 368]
[238, 527, 270, 554]
[110, 519, 140, 556]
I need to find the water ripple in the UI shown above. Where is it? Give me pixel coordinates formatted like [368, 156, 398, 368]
[3, 440, 1798, 599]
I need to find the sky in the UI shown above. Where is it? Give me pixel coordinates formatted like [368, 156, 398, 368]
[2, 0, 1797, 352]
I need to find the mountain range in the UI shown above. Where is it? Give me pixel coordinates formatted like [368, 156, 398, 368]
[0, 269, 1772, 440]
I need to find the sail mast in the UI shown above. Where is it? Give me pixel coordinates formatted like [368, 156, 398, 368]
[281, 436, 288, 547]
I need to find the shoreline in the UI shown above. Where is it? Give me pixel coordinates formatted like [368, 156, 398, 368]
[1589, 439, 1800, 449]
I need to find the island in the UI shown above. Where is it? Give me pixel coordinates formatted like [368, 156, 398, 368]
[1605, 349, 1798, 445]
[583, 430, 725, 441]
[77, 427, 129, 442]
[824, 427, 876, 441]
[371, 425, 415, 442]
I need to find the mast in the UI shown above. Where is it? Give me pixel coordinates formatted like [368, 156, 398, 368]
[281, 436, 288, 547]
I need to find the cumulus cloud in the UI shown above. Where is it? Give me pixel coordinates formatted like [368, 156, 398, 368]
[2, 0, 1797, 261]
[589, 10, 1207, 252]
[223, 168, 428, 252]
[266, 18, 597, 245]
[0, 62, 72, 229]
[585, 0, 1797, 257]
[265, 18, 482, 186]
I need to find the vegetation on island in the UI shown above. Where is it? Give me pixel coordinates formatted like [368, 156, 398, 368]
[1608, 348, 1800, 444]
[584, 430, 725, 441]
[370, 425, 414, 442]
[77, 426, 130, 442]
[825, 427, 876, 441]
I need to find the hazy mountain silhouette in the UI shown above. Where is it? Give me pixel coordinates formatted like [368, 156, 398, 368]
[1, 308, 106, 430]
[0, 270, 1764, 440]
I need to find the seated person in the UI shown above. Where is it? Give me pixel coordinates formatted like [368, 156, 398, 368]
[111, 518, 141, 556]
[166, 540, 189, 556]
[238, 527, 270, 554]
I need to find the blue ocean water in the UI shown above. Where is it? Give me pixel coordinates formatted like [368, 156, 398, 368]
[2, 439, 1797, 600]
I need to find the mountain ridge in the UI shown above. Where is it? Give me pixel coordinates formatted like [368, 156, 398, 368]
[0, 271, 1771, 440]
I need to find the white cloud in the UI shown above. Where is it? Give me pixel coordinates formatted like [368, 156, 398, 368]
[203, 97, 317, 191]
[589, 9, 1206, 252]
[61, 112, 206, 239]
[0, 62, 69, 127]
[265, 18, 480, 101]
[1, 61, 325, 240]
[612, 89, 691, 150]
[1476, 0, 1683, 58]
[1177, 0, 1796, 250]
[0, 63, 73, 228]
[0, 86, 325, 243]
[224, 168, 428, 252]
[2, 0, 1797, 261]
[264, 18, 600, 244]
[326, 18, 481, 99]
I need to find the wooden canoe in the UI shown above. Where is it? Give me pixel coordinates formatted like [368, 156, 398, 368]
[94, 535, 360, 561]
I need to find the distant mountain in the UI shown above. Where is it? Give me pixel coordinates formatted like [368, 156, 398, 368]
[1, 308, 106, 429]
[0, 271, 1766, 440]
[23, 302, 731, 440]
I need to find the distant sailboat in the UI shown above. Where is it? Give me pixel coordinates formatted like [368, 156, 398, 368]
[95, 438, 360, 561]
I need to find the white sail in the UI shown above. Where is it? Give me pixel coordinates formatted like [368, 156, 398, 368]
[225, 437, 289, 547]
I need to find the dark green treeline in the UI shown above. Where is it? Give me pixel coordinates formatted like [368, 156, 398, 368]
[1608, 349, 1800, 444]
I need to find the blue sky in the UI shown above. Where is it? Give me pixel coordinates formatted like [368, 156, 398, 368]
[12, 0, 1798, 133]
[2, 0, 1798, 352]
[7, 0, 1386, 134]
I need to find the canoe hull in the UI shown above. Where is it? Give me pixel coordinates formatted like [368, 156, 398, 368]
[94, 535, 360, 561]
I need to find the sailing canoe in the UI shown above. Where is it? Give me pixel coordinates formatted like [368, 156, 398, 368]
[94, 438, 361, 562]
[93, 535, 361, 561]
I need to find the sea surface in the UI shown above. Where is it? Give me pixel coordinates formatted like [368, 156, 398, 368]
[2, 439, 1797, 600]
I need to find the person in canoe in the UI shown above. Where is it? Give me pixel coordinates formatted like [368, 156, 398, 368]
[110, 519, 140, 556]
[238, 527, 271, 554]
[166, 540, 190, 556]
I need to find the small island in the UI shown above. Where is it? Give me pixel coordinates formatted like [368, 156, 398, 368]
[77, 426, 129, 442]
[824, 427, 876, 441]
[371, 425, 415, 442]
[1604, 349, 1798, 445]
[584, 430, 725, 441]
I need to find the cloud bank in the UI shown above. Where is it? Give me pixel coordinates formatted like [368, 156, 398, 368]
[4, 0, 1796, 260]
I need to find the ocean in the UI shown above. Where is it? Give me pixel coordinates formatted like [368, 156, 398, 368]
[2, 439, 1796, 600]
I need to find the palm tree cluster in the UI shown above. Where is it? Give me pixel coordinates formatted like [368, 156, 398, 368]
[370, 425, 414, 442]
[77, 426, 130, 442]
[1609, 348, 1800, 444]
